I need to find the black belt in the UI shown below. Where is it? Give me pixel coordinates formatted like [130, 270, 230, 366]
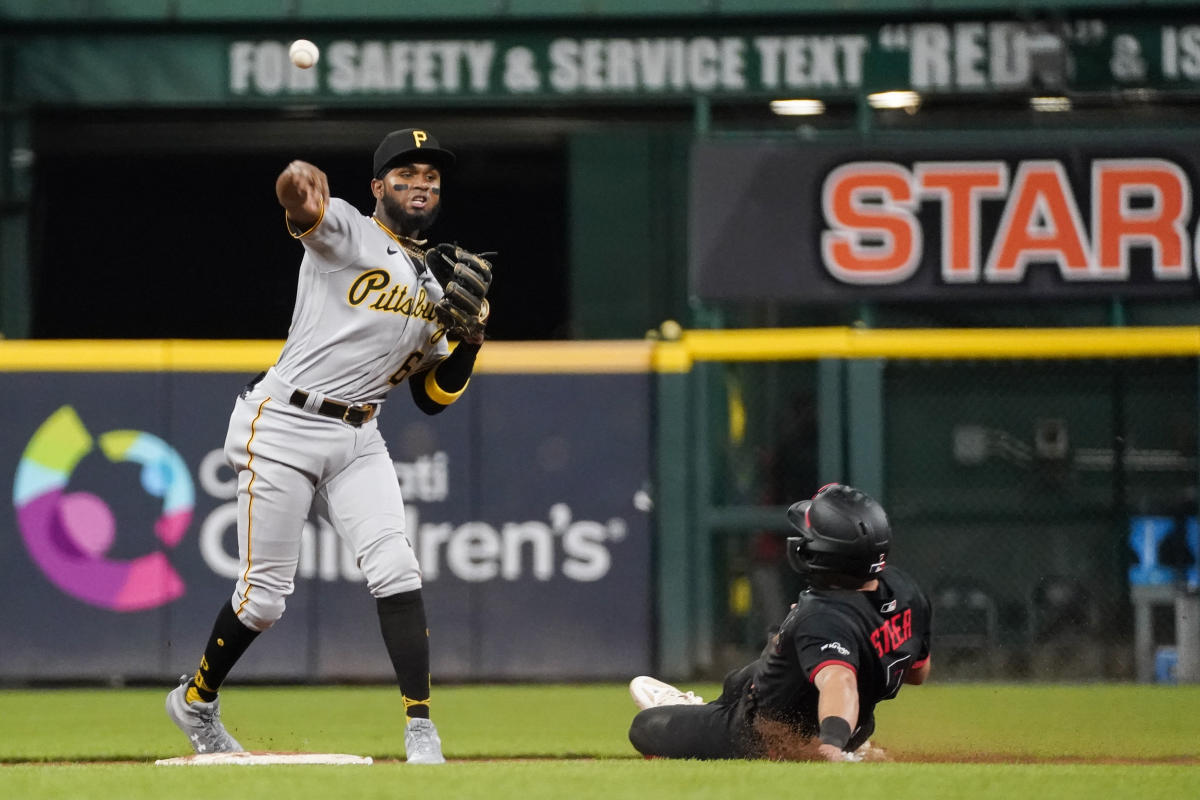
[289, 390, 377, 427]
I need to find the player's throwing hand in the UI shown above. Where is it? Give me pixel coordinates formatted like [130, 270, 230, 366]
[276, 160, 330, 228]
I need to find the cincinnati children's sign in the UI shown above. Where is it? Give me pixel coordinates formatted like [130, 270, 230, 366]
[690, 147, 1200, 302]
[12, 405, 633, 613]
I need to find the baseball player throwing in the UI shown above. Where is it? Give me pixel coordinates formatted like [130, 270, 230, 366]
[628, 483, 932, 762]
[166, 128, 493, 765]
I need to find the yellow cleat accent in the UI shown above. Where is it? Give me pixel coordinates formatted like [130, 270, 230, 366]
[401, 695, 432, 719]
[193, 670, 216, 693]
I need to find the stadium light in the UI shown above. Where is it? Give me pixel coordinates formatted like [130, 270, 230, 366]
[1031, 96, 1072, 112]
[769, 99, 826, 116]
[867, 90, 921, 111]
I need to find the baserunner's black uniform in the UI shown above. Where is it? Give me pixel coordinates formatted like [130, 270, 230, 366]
[629, 566, 931, 759]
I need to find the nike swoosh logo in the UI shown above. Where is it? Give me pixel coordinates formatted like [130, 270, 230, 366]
[387, 246, 399, 255]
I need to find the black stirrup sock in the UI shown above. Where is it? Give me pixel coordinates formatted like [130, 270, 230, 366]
[189, 600, 260, 702]
[377, 589, 432, 720]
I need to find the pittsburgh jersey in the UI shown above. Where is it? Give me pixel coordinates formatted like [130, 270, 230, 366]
[750, 567, 932, 741]
[273, 197, 450, 403]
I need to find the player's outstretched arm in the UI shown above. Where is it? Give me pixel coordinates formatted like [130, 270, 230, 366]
[408, 341, 483, 416]
[276, 160, 330, 233]
[813, 663, 859, 762]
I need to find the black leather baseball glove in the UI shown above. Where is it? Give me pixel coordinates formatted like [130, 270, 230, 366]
[425, 243, 494, 343]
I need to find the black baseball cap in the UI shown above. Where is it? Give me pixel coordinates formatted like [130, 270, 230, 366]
[373, 128, 456, 177]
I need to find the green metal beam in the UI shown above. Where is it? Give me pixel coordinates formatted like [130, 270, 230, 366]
[846, 357, 885, 503]
[818, 358, 846, 484]
[690, 363, 715, 674]
[0, 43, 31, 339]
[653, 368, 694, 679]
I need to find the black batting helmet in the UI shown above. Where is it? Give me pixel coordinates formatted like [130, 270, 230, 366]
[786, 483, 891, 580]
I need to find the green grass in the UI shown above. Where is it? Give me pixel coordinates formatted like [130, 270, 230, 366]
[1, 762, 1197, 800]
[876, 683, 1200, 760]
[1, 683, 1198, 799]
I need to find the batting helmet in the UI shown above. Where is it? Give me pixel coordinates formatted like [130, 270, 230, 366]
[785, 483, 891, 580]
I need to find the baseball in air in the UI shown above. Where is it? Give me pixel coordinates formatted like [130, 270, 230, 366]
[289, 39, 320, 69]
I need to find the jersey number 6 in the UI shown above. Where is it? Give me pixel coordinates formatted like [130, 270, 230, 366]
[388, 350, 424, 386]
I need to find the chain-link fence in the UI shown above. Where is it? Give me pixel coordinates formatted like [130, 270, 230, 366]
[706, 355, 1198, 682]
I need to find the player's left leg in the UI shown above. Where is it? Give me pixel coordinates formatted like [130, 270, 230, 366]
[167, 402, 322, 755]
[628, 702, 745, 759]
[627, 662, 763, 759]
[317, 440, 443, 764]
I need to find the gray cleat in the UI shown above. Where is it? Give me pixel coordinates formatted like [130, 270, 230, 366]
[165, 675, 244, 754]
[404, 718, 446, 764]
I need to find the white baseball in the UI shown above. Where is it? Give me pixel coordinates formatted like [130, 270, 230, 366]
[289, 39, 319, 69]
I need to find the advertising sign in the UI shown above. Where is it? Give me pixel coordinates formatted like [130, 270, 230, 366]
[0, 370, 652, 681]
[690, 141, 1200, 302]
[11, 16, 1200, 106]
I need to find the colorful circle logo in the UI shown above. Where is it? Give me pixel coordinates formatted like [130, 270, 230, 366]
[12, 406, 194, 611]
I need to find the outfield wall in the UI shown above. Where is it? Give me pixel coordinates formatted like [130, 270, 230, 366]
[5, 331, 1200, 684]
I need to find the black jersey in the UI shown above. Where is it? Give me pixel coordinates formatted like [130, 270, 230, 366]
[748, 566, 931, 746]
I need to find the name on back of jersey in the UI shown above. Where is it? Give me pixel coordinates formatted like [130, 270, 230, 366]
[869, 607, 913, 658]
